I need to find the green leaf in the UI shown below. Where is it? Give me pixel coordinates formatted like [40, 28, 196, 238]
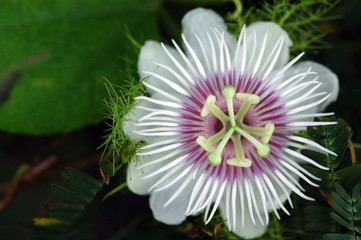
[302, 118, 349, 194]
[305, 206, 333, 214]
[335, 183, 352, 203]
[335, 164, 361, 191]
[0, 0, 160, 134]
[354, 211, 361, 221]
[355, 227, 361, 234]
[99, 158, 114, 177]
[352, 183, 361, 202]
[332, 192, 352, 212]
[62, 168, 103, 193]
[305, 223, 335, 232]
[330, 212, 353, 230]
[354, 200, 361, 212]
[331, 202, 352, 221]
[47, 203, 84, 222]
[51, 184, 92, 204]
[323, 233, 353, 240]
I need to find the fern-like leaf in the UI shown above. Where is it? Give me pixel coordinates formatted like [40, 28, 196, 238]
[324, 183, 361, 240]
[30, 168, 104, 239]
[301, 117, 349, 195]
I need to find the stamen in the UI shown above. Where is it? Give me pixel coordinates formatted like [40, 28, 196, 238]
[208, 128, 234, 166]
[222, 86, 236, 127]
[196, 129, 227, 153]
[235, 93, 260, 122]
[196, 136, 216, 152]
[234, 127, 270, 158]
[227, 135, 252, 167]
[207, 128, 227, 145]
[198, 86, 274, 167]
[241, 122, 275, 144]
[201, 95, 228, 124]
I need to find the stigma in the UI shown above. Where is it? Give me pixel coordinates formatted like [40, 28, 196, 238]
[196, 85, 275, 168]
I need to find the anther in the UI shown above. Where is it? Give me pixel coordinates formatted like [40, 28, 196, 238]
[196, 136, 216, 152]
[227, 135, 252, 167]
[196, 129, 227, 153]
[261, 122, 275, 144]
[235, 93, 260, 122]
[201, 95, 228, 124]
[201, 95, 216, 117]
[208, 128, 234, 166]
[241, 122, 275, 144]
[234, 126, 270, 158]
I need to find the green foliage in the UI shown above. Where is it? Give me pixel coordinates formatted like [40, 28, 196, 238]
[30, 168, 103, 239]
[298, 117, 349, 236]
[227, 0, 341, 54]
[0, 0, 159, 134]
[335, 164, 361, 192]
[305, 206, 335, 235]
[100, 66, 146, 176]
[286, 117, 361, 240]
[324, 183, 361, 240]
[301, 117, 349, 195]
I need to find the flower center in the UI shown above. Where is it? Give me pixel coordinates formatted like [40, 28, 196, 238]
[196, 85, 275, 168]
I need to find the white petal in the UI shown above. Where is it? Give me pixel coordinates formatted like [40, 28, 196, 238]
[181, 8, 237, 63]
[138, 40, 187, 96]
[244, 22, 293, 74]
[219, 195, 267, 239]
[283, 61, 339, 113]
[123, 99, 178, 143]
[122, 99, 154, 142]
[149, 179, 194, 225]
[127, 155, 163, 195]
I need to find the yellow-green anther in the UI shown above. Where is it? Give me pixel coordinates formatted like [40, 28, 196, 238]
[222, 86, 236, 127]
[208, 128, 234, 166]
[208, 105, 228, 124]
[196, 136, 216, 152]
[235, 126, 270, 158]
[241, 125, 267, 136]
[201, 95, 228, 124]
[201, 95, 216, 117]
[227, 135, 252, 167]
[227, 157, 252, 168]
[261, 122, 275, 144]
[235, 93, 260, 122]
[241, 122, 275, 144]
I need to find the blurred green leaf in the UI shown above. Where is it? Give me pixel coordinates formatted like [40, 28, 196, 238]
[352, 183, 361, 202]
[0, 0, 160, 134]
[32, 168, 104, 239]
[51, 184, 92, 204]
[301, 118, 349, 194]
[47, 203, 84, 222]
[335, 183, 352, 203]
[335, 164, 361, 191]
[323, 233, 353, 240]
[61, 169, 102, 197]
[330, 212, 353, 230]
[331, 192, 352, 212]
[331, 202, 351, 220]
